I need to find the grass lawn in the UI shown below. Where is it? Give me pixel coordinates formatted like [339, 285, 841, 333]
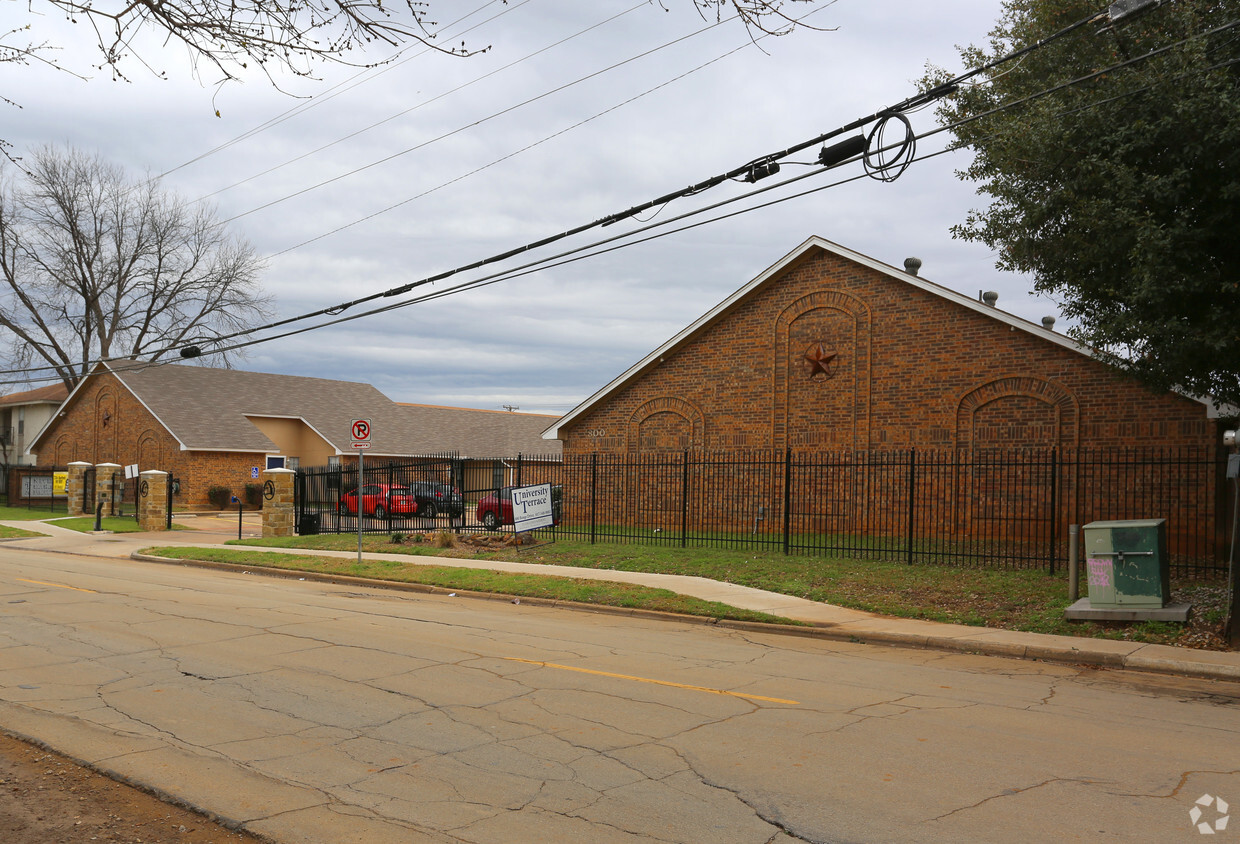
[140, 545, 798, 627]
[0, 524, 45, 538]
[0, 505, 66, 521]
[205, 532, 1231, 649]
[49, 516, 150, 533]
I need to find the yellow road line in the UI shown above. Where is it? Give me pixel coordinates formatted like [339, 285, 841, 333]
[18, 578, 97, 594]
[505, 658, 799, 705]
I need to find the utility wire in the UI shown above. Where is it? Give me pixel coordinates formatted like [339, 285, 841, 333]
[159, 0, 524, 180]
[216, 12, 738, 226]
[178, 1, 1106, 348]
[2, 1, 1220, 384]
[158, 16, 1240, 361]
[196, 1, 645, 202]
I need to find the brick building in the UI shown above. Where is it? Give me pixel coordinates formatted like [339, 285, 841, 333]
[544, 237, 1232, 454]
[28, 361, 559, 509]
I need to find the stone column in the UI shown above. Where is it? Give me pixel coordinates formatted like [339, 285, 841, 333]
[65, 461, 92, 517]
[262, 468, 296, 538]
[94, 462, 122, 518]
[138, 470, 168, 532]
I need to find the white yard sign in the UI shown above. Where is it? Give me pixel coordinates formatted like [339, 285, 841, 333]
[511, 484, 554, 532]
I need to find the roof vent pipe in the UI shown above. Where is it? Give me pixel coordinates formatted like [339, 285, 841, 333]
[982, 291, 998, 307]
[1042, 316, 1056, 331]
[903, 257, 922, 276]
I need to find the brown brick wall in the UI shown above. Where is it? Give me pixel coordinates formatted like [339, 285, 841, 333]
[34, 372, 267, 509]
[562, 248, 1222, 455]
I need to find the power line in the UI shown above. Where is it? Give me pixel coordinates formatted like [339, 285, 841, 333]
[158, 0, 524, 181]
[2, 1, 1222, 385]
[194, 1, 645, 202]
[216, 10, 740, 226]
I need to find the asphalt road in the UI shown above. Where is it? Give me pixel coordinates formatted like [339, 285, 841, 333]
[1, 548, 1238, 843]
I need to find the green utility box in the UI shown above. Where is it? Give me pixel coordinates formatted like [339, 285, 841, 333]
[1081, 519, 1170, 609]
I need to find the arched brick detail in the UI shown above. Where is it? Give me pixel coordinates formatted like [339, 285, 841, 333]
[955, 375, 1079, 448]
[773, 288, 872, 450]
[94, 390, 118, 464]
[628, 397, 705, 452]
[54, 436, 76, 465]
[137, 429, 165, 473]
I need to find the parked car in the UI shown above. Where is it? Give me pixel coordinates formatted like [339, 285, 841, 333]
[408, 481, 464, 519]
[338, 483, 418, 518]
[476, 485, 562, 530]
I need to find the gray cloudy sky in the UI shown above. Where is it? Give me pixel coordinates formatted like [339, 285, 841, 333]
[7, 0, 1050, 414]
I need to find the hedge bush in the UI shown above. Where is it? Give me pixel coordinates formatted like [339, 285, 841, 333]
[244, 483, 263, 509]
[206, 486, 232, 510]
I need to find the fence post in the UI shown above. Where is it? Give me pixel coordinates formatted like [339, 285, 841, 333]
[681, 450, 689, 548]
[907, 449, 916, 565]
[95, 463, 121, 518]
[262, 469, 296, 538]
[66, 462, 91, 516]
[516, 453, 523, 487]
[590, 453, 597, 545]
[782, 448, 792, 555]
[137, 470, 168, 532]
[1049, 448, 1058, 575]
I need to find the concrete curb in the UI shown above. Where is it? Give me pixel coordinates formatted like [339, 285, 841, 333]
[130, 551, 1240, 683]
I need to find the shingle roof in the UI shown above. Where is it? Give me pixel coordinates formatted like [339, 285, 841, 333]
[33, 361, 562, 458]
[0, 383, 69, 407]
[393, 404, 561, 458]
[105, 362, 393, 453]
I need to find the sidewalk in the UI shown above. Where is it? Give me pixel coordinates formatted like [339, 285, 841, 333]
[4, 518, 1239, 683]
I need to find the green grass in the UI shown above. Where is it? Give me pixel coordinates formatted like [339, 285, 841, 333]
[218, 532, 1228, 647]
[49, 516, 149, 533]
[0, 504, 67, 521]
[0, 524, 45, 538]
[140, 545, 799, 626]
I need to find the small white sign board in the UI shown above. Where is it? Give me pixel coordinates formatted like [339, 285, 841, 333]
[511, 484, 554, 532]
[124, 464, 139, 480]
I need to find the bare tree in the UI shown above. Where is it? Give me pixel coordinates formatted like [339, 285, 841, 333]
[7, 1, 820, 85]
[0, 145, 272, 390]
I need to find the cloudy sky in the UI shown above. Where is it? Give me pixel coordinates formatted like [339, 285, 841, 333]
[6, 0, 1052, 415]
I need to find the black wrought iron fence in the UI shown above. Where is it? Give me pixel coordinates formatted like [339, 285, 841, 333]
[296, 446, 1230, 577]
[6, 466, 69, 513]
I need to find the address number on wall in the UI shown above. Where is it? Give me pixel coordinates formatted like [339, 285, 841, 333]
[580, 428, 607, 438]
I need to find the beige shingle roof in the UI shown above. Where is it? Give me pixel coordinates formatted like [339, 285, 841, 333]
[43, 361, 561, 458]
[0, 383, 69, 407]
[393, 404, 561, 458]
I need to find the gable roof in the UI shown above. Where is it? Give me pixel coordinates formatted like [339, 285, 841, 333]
[30, 361, 560, 458]
[394, 404, 561, 458]
[0, 383, 69, 408]
[543, 236, 1231, 440]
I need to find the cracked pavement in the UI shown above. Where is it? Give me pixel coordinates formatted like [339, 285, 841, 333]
[1, 547, 1238, 843]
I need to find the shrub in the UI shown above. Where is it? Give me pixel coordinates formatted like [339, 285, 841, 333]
[206, 486, 232, 510]
[244, 483, 263, 509]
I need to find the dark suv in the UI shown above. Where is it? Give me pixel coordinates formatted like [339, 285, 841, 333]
[409, 481, 464, 519]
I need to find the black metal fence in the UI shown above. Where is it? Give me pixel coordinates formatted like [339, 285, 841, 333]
[296, 446, 1231, 578]
[296, 455, 469, 536]
[5, 466, 69, 513]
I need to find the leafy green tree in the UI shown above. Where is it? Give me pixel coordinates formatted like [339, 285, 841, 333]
[928, 0, 1240, 407]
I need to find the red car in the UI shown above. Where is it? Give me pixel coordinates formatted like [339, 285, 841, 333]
[338, 483, 418, 518]
[476, 485, 562, 530]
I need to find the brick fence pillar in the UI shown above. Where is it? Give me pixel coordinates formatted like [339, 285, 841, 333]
[65, 461, 91, 516]
[262, 468, 296, 538]
[94, 463, 122, 518]
[138, 470, 168, 532]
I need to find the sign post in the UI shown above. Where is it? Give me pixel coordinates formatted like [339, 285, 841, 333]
[351, 419, 372, 563]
